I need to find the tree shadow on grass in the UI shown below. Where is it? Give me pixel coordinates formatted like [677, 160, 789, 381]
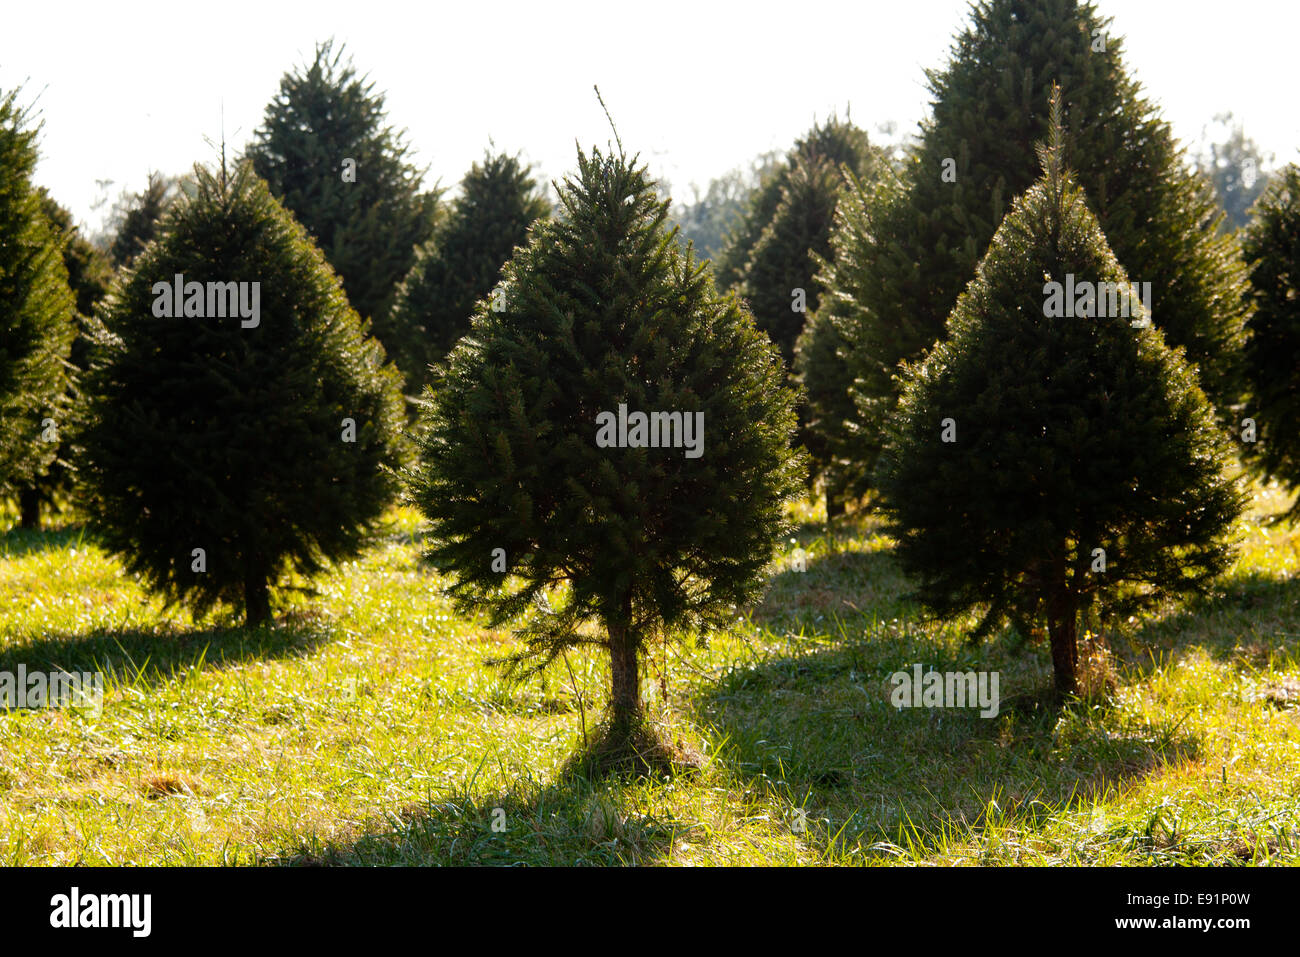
[0, 522, 92, 559]
[754, 547, 917, 631]
[1113, 571, 1300, 676]
[275, 761, 684, 866]
[690, 629, 1201, 861]
[0, 615, 333, 694]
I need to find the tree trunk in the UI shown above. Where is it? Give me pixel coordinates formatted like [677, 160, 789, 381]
[244, 571, 271, 628]
[607, 600, 641, 730]
[1047, 587, 1078, 698]
[18, 488, 40, 530]
[825, 487, 845, 519]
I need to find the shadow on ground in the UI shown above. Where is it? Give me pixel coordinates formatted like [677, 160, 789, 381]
[1114, 571, 1300, 674]
[0, 522, 90, 559]
[276, 760, 686, 866]
[0, 616, 333, 694]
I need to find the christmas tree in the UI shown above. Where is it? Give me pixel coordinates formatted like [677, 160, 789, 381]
[12, 192, 113, 528]
[108, 171, 180, 268]
[248, 39, 437, 329]
[714, 113, 876, 294]
[0, 89, 77, 513]
[382, 149, 549, 394]
[800, 166, 910, 504]
[1241, 164, 1300, 518]
[79, 160, 408, 626]
[740, 152, 844, 367]
[875, 93, 1243, 696]
[828, 0, 1250, 491]
[409, 139, 804, 771]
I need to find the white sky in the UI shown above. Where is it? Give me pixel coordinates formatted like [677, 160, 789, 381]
[4, 0, 1298, 232]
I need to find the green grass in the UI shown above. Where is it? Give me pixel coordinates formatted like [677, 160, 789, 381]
[1, 485, 1298, 866]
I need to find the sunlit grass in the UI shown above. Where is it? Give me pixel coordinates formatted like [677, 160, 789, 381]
[1, 479, 1297, 865]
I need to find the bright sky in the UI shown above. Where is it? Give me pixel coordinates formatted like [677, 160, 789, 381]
[4, 0, 1297, 233]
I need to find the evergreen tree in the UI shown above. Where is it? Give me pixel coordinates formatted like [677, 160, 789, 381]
[79, 161, 407, 626]
[108, 171, 179, 268]
[718, 117, 879, 516]
[383, 150, 549, 393]
[1241, 164, 1300, 518]
[13, 193, 113, 528]
[248, 39, 438, 329]
[714, 114, 876, 293]
[740, 153, 844, 366]
[409, 144, 804, 771]
[803, 166, 910, 501]
[0, 89, 77, 511]
[875, 100, 1243, 696]
[793, 303, 856, 516]
[832, 0, 1250, 490]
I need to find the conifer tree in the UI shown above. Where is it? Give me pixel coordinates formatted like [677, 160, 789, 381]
[1241, 164, 1300, 518]
[383, 150, 549, 393]
[875, 95, 1242, 697]
[248, 39, 437, 329]
[714, 114, 876, 293]
[13, 193, 113, 528]
[0, 89, 77, 512]
[409, 143, 804, 770]
[741, 153, 843, 367]
[79, 161, 407, 626]
[109, 172, 179, 268]
[830, 0, 1250, 491]
[802, 166, 909, 502]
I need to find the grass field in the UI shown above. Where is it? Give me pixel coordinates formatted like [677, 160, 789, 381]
[2, 483, 1299, 866]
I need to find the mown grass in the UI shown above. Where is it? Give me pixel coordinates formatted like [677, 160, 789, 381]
[1, 483, 1298, 866]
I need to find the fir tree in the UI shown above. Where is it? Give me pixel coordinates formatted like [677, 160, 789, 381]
[13, 193, 113, 528]
[741, 153, 844, 366]
[1241, 164, 1300, 518]
[803, 166, 910, 502]
[383, 150, 549, 393]
[714, 113, 876, 293]
[409, 143, 804, 771]
[831, 0, 1250, 490]
[793, 304, 856, 516]
[875, 95, 1243, 697]
[79, 161, 407, 626]
[0, 89, 77, 511]
[248, 39, 438, 329]
[108, 172, 179, 268]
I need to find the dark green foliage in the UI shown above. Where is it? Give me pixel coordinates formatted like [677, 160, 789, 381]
[875, 112, 1243, 696]
[714, 114, 877, 294]
[714, 116, 878, 514]
[804, 167, 911, 500]
[79, 162, 408, 626]
[13, 193, 115, 527]
[248, 39, 437, 328]
[830, 0, 1251, 493]
[0, 89, 77, 505]
[409, 145, 804, 763]
[793, 303, 856, 516]
[741, 153, 844, 366]
[1241, 164, 1300, 518]
[108, 172, 179, 268]
[383, 150, 549, 393]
